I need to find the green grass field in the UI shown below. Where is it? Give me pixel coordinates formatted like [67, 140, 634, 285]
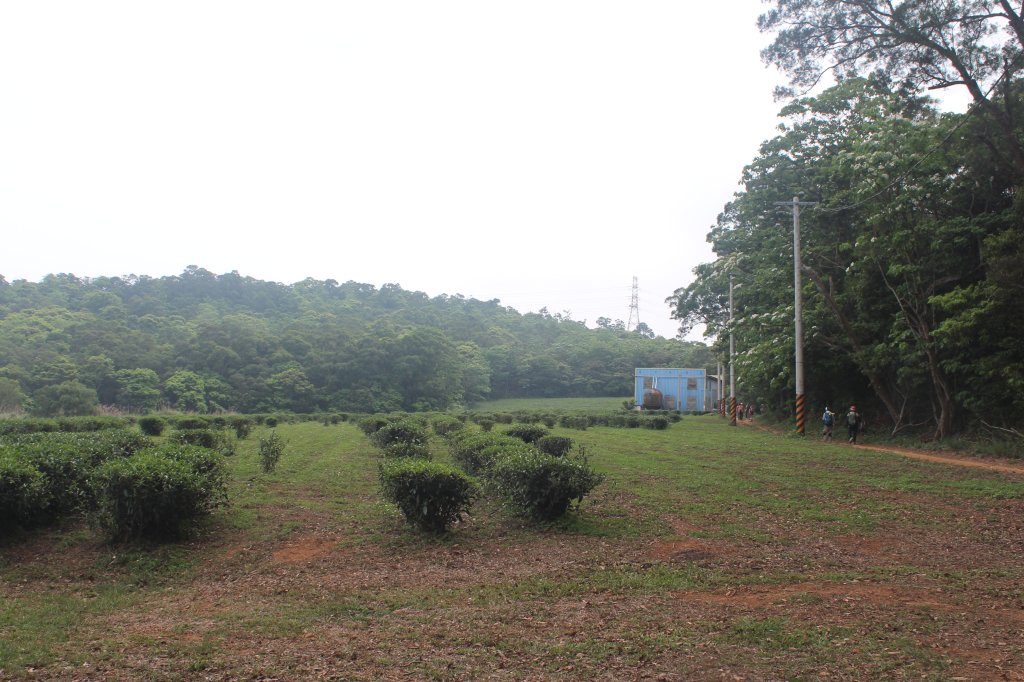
[2, 413, 1023, 680]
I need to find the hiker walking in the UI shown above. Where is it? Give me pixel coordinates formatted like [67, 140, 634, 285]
[846, 405, 862, 443]
[822, 407, 834, 442]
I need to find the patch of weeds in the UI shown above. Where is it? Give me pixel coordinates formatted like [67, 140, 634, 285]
[720, 616, 835, 651]
[0, 587, 136, 671]
[98, 545, 196, 586]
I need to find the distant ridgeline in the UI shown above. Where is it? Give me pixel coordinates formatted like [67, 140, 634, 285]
[0, 268, 711, 415]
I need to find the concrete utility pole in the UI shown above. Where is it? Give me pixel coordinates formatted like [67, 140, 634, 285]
[729, 273, 736, 426]
[775, 196, 817, 435]
[717, 361, 724, 417]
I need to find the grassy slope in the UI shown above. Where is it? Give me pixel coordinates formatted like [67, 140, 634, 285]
[1, 415, 1022, 680]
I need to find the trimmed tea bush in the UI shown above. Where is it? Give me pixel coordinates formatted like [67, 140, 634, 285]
[643, 416, 670, 430]
[0, 453, 50, 529]
[505, 424, 549, 444]
[381, 441, 432, 460]
[488, 449, 605, 521]
[358, 415, 391, 436]
[558, 415, 591, 430]
[536, 435, 574, 457]
[55, 416, 128, 432]
[90, 445, 227, 541]
[431, 415, 464, 437]
[378, 458, 480, 533]
[174, 429, 218, 448]
[0, 418, 58, 436]
[370, 419, 429, 450]
[138, 416, 166, 436]
[3, 430, 153, 516]
[173, 416, 211, 430]
[229, 416, 253, 439]
[447, 431, 523, 475]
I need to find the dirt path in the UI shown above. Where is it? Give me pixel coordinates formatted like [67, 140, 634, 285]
[741, 418, 1024, 476]
[851, 441, 1024, 475]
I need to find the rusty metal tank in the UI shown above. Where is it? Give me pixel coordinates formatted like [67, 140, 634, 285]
[642, 388, 663, 410]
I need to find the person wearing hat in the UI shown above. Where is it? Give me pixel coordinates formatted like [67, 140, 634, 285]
[846, 405, 862, 443]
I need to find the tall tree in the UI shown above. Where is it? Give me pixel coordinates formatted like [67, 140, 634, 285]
[759, 0, 1024, 177]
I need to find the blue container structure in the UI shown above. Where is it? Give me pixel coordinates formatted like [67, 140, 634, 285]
[634, 368, 716, 413]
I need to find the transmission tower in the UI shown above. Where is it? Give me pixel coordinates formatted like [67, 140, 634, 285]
[627, 276, 640, 331]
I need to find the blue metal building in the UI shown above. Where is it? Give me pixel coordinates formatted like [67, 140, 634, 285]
[634, 367, 716, 413]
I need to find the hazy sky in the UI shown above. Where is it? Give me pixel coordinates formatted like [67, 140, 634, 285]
[1, 1, 789, 340]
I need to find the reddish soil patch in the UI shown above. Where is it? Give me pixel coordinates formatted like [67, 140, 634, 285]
[271, 533, 342, 564]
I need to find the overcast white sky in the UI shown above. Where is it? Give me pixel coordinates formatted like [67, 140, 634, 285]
[1, 1, 789, 340]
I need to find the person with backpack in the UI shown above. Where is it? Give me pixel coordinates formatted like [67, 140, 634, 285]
[846, 405, 862, 443]
[821, 407, 834, 442]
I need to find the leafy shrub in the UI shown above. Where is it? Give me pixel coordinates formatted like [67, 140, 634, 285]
[378, 458, 480, 533]
[174, 429, 218, 448]
[213, 430, 237, 457]
[558, 415, 590, 430]
[173, 416, 211, 430]
[478, 419, 495, 432]
[0, 418, 58, 436]
[447, 432, 524, 475]
[370, 419, 430, 450]
[0, 453, 50, 529]
[55, 416, 128, 432]
[138, 416, 166, 436]
[542, 416, 557, 428]
[643, 416, 670, 430]
[3, 430, 153, 516]
[153, 443, 229, 500]
[263, 416, 278, 428]
[90, 445, 227, 541]
[488, 449, 605, 521]
[431, 415, 464, 437]
[536, 435, 574, 457]
[258, 431, 286, 473]
[229, 416, 253, 440]
[358, 415, 391, 436]
[381, 441, 432, 459]
[505, 424, 548, 444]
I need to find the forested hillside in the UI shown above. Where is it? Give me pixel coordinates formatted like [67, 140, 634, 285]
[670, 1, 1024, 439]
[0, 268, 710, 415]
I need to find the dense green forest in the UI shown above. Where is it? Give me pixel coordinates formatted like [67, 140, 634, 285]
[670, 1, 1024, 439]
[0, 268, 710, 415]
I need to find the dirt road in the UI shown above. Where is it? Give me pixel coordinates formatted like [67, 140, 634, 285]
[744, 418, 1024, 475]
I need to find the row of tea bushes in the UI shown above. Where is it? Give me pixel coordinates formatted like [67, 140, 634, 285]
[0, 429, 227, 541]
[467, 411, 679, 432]
[362, 416, 479, 533]
[366, 415, 605, 533]
[0, 415, 132, 435]
[447, 425, 604, 521]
